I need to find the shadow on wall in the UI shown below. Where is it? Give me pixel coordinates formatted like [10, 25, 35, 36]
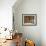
[12, 0, 24, 10]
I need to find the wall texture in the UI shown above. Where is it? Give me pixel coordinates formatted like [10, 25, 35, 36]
[13, 0, 41, 46]
[0, 0, 16, 29]
[41, 0, 46, 46]
[0, 0, 17, 39]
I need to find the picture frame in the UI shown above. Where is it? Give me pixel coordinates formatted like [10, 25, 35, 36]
[22, 14, 37, 26]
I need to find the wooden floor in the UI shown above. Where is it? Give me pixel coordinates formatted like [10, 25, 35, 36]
[0, 39, 16, 46]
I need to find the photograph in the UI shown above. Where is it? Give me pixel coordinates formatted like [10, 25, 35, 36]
[22, 14, 37, 26]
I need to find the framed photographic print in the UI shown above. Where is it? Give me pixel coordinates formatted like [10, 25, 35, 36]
[22, 14, 37, 26]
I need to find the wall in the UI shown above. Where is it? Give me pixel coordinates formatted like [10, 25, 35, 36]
[0, 0, 17, 39]
[0, 0, 16, 30]
[41, 0, 46, 46]
[13, 0, 41, 46]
